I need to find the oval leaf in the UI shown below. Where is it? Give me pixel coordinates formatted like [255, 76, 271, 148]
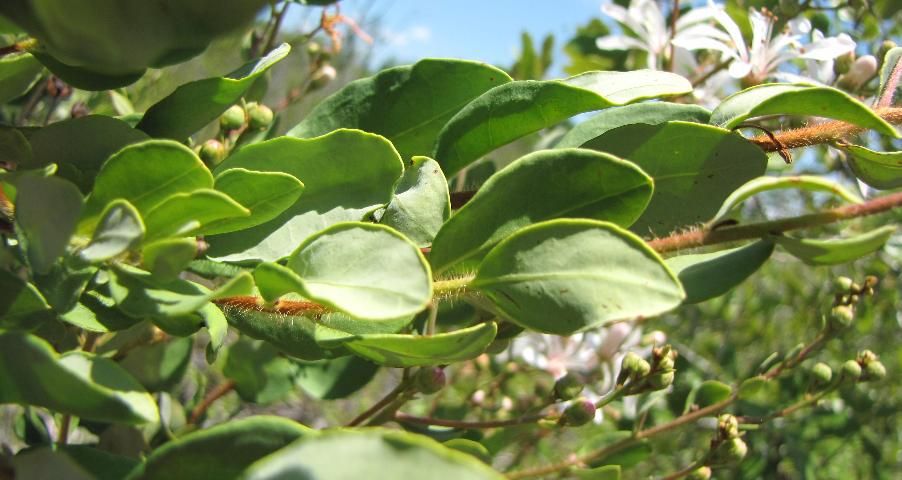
[79, 199, 145, 263]
[837, 144, 902, 190]
[204, 168, 305, 235]
[0, 52, 42, 104]
[380, 156, 451, 248]
[0, 268, 54, 330]
[344, 322, 498, 367]
[774, 225, 897, 265]
[710, 84, 898, 136]
[286, 222, 432, 320]
[434, 70, 692, 175]
[472, 219, 684, 334]
[143, 189, 249, 241]
[556, 102, 711, 148]
[0, 331, 158, 424]
[289, 59, 511, 159]
[15, 174, 84, 273]
[711, 175, 862, 223]
[666, 241, 774, 304]
[429, 148, 653, 274]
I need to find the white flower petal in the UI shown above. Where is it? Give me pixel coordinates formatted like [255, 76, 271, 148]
[800, 33, 856, 61]
[728, 60, 753, 78]
[672, 36, 739, 58]
[676, 5, 721, 30]
[712, 6, 748, 60]
[676, 24, 733, 43]
[596, 34, 648, 51]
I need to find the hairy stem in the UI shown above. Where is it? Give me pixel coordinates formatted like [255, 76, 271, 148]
[189, 379, 237, 425]
[747, 107, 902, 152]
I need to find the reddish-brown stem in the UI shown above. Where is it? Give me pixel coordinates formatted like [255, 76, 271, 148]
[347, 376, 411, 427]
[393, 411, 549, 429]
[189, 379, 237, 425]
[747, 107, 902, 152]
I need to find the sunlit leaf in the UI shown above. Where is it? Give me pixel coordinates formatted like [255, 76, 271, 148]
[344, 322, 498, 367]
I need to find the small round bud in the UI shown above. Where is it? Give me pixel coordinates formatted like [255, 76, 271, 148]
[561, 398, 596, 427]
[309, 64, 337, 90]
[864, 275, 879, 289]
[810, 362, 833, 387]
[717, 414, 740, 439]
[857, 349, 878, 365]
[711, 437, 748, 466]
[220, 104, 246, 131]
[619, 352, 651, 384]
[878, 41, 897, 63]
[647, 370, 675, 390]
[833, 52, 855, 76]
[833, 276, 854, 293]
[198, 139, 226, 166]
[246, 102, 274, 130]
[414, 367, 446, 394]
[306, 41, 322, 57]
[841, 360, 862, 381]
[829, 305, 855, 329]
[553, 373, 584, 401]
[862, 361, 887, 382]
[653, 344, 677, 371]
[686, 466, 712, 480]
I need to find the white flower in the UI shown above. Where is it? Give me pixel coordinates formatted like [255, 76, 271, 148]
[595, 0, 723, 70]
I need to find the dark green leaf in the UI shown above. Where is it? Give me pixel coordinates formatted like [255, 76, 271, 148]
[0, 268, 54, 330]
[136, 43, 290, 139]
[15, 174, 84, 273]
[0, 52, 42, 103]
[774, 226, 897, 265]
[141, 238, 197, 282]
[429, 148, 652, 274]
[31, 52, 144, 90]
[556, 102, 710, 148]
[666, 241, 775, 304]
[344, 322, 498, 367]
[204, 168, 305, 235]
[118, 336, 192, 392]
[78, 199, 145, 263]
[472, 219, 684, 334]
[837, 144, 902, 190]
[224, 337, 300, 404]
[295, 355, 379, 400]
[574, 465, 621, 480]
[380, 156, 451, 247]
[59, 291, 140, 332]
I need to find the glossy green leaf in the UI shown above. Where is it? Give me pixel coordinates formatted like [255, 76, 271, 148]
[204, 168, 305, 235]
[574, 465, 621, 480]
[127, 416, 313, 480]
[22, 115, 150, 191]
[429, 148, 653, 274]
[208, 130, 403, 262]
[15, 174, 84, 273]
[136, 43, 290, 139]
[774, 226, 897, 265]
[198, 302, 229, 363]
[581, 121, 767, 236]
[118, 336, 192, 392]
[79, 199, 145, 263]
[285, 222, 432, 320]
[666, 241, 774, 304]
[31, 52, 145, 90]
[252, 261, 306, 303]
[0, 52, 42, 103]
[709, 84, 898, 136]
[224, 337, 301, 404]
[296, 355, 380, 400]
[241, 429, 504, 480]
[691, 380, 733, 409]
[141, 238, 197, 282]
[0, 268, 54, 330]
[345, 322, 498, 367]
[143, 189, 249, 241]
[0, 331, 158, 423]
[60, 291, 140, 332]
[472, 219, 684, 334]
[837, 144, 902, 190]
[434, 70, 693, 175]
[556, 102, 711, 148]
[81, 140, 212, 232]
[380, 156, 451, 248]
[288, 59, 511, 159]
[711, 175, 862, 223]
[0, 126, 32, 166]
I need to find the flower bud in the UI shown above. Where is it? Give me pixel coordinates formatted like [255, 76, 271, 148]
[246, 102, 274, 130]
[864, 275, 879, 289]
[711, 437, 748, 466]
[841, 360, 862, 381]
[878, 41, 897, 64]
[647, 370, 675, 390]
[309, 64, 337, 90]
[220, 104, 246, 131]
[306, 41, 322, 57]
[857, 349, 878, 365]
[862, 361, 886, 382]
[833, 52, 855, 76]
[618, 352, 651, 385]
[553, 373, 584, 401]
[653, 344, 677, 372]
[717, 414, 740, 439]
[828, 305, 854, 329]
[810, 362, 833, 387]
[839, 55, 878, 91]
[561, 398, 596, 427]
[198, 139, 226, 166]
[414, 367, 446, 394]
[833, 276, 854, 293]
[686, 466, 712, 480]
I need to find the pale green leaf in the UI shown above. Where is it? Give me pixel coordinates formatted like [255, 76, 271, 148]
[836, 144, 902, 190]
[143, 189, 249, 241]
[556, 102, 710, 148]
[79, 199, 145, 263]
[204, 168, 305, 235]
[775, 226, 897, 265]
[380, 156, 451, 248]
[711, 175, 862, 223]
[344, 322, 498, 367]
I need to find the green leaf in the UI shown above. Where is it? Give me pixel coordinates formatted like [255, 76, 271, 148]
[143, 189, 249, 241]
[224, 337, 301, 404]
[556, 102, 711, 148]
[472, 219, 684, 334]
[711, 175, 862, 223]
[31, 259, 97, 313]
[836, 144, 902, 190]
[574, 465, 621, 480]
[0, 126, 33, 166]
[774, 226, 897, 265]
[429, 148, 653, 274]
[208, 130, 403, 262]
[0, 268, 54, 330]
[15, 174, 84, 273]
[0, 52, 42, 103]
[241, 429, 504, 480]
[79, 199, 145, 263]
[59, 292, 140, 332]
[289, 59, 511, 159]
[296, 355, 380, 400]
[344, 322, 498, 367]
[709, 84, 898, 137]
[691, 380, 733, 409]
[22, 115, 150, 191]
[877, 47, 902, 104]
[580, 121, 767, 236]
[31, 52, 144, 90]
[198, 302, 229, 363]
[13, 446, 138, 480]
[141, 238, 197, 282]
[443, 439, 491, 464]
[666, 241, 775, 304]
[579, 431, 651, 469]
[0, 331, 158, 423]
[127, 416, 313, 480]
[221, 306, 343, 361]
[285, 223, 432, 320]
[204, 168, 305, 235]
[380, 156, 451, 248]
[81, 140, 212, 232]
[136, 43, 291, 139]
[118, 336, 192, 392]
[434, 70, 693, 175]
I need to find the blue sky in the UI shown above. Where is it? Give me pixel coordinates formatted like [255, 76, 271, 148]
[300, 1, 605, 75]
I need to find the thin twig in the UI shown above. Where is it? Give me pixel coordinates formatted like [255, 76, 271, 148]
[394, 411, 549, 429]
[189, 379, 237, 425]
[347, 375, 411, 427]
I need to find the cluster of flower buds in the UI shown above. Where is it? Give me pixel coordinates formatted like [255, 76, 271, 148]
[826, 275, 878, 332]
[219, 102, 274, 133]
[616, 345, 678, 394]
[708, 413, 748, 467]
[855, 350, 887, 382]
[307, 42, 337, 91]
[197, 139, 226, 166]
